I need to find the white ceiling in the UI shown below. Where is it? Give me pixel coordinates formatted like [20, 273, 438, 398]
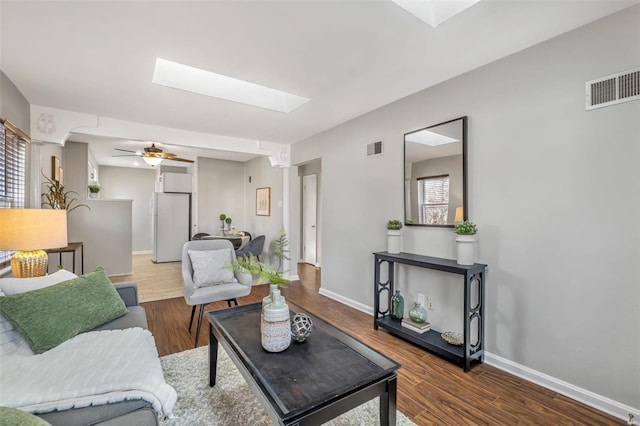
[1, 1, 636, 167]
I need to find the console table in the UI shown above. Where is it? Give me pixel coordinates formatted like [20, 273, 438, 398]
[373, 251, 486, 371]
[46, 242, 84, 275]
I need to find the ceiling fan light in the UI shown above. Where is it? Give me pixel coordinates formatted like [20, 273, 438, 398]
[143, 156, 163, 166]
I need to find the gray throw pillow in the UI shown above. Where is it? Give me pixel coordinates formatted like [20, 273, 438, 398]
[188, 248, 237, 288]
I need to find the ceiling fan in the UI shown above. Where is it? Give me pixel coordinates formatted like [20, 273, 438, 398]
[113, 143, 194, 166]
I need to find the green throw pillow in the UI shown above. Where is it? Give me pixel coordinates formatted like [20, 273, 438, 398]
[0, 267, 128, 354]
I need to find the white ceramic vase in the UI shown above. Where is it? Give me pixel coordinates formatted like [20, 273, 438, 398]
[261, 289, 291, 353]
[387, 230, 402, 254]
[456, 235, 476, 265]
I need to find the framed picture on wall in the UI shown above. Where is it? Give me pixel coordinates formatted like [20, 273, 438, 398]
[256, 187, 271, 216]
[52, 156, 60, 182]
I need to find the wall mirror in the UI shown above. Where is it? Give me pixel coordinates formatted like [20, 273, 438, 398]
[404, 116, 467, 227]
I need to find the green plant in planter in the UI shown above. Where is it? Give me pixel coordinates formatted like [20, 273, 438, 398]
[41, 172, 89, 212]
[454, 220, 477, 235]
[387, 219, 403, 230]
[88, 184, 100, 193]
[224, 217, 232, 231]
[227, 255, 290, 288]
[219, 213, 226, 221]
[271, 229, 290, 272]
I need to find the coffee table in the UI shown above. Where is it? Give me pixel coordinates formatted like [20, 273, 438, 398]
[207, 303, 400, 425]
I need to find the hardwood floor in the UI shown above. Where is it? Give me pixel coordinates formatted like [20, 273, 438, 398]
[111, 254, 183, 303]
[138, 263, 621, 425]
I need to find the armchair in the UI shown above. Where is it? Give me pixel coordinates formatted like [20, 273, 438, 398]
[182, 240, 252, 347]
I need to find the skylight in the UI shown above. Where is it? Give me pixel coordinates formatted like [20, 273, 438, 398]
[152, 58, 309, 113]
[406, 129, 458, 146]
[391, 0, 480, 28]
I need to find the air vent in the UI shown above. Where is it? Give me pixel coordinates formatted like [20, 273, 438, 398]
[586, 68, 640, 110]
[366, 141, 383, 157]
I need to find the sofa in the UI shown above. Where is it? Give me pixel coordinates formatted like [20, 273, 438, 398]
[0, 269, 176, 426]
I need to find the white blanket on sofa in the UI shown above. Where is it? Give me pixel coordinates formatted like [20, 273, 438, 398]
[0, 326, 177, 418]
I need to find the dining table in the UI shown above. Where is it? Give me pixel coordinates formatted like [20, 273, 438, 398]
[201, 234, 250, 250]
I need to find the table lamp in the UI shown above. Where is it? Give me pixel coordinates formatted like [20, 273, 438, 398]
[0, 209, 68, 278]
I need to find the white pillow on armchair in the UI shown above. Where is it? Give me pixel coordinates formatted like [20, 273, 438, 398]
[188, 248, 237, 288]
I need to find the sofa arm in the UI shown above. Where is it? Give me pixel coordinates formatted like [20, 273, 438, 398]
[114, 282, 140, 307]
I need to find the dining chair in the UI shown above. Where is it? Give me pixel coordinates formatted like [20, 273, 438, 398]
[235, 235, 265, 261]
[182, 239, 252, 347]
[192, 233, 210, 240]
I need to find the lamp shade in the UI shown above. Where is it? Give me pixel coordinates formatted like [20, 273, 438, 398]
[454, 207, 464, 223]
[0, 209, 68, 251]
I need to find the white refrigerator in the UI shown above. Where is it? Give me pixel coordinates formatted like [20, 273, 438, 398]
[151, 192, 191, 263]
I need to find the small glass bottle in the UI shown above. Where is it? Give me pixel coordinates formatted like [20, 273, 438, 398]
[390, 290, 404, 321]
[409, 301, 428, 324]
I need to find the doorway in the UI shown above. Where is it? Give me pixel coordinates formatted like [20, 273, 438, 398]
[302, 174, 317, 265]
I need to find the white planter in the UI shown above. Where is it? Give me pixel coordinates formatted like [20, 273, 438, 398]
[387, 230, 402, 254]
[456, 235, 476, 265]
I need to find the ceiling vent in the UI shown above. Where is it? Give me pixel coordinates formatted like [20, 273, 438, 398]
[586, 68, 640, 110]
[366, 141, 383, 158]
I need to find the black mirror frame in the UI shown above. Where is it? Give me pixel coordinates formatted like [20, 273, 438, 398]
[403, 116, 468, 228]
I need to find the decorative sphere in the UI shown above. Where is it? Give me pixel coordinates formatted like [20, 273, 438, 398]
[290, 313, 313, 342]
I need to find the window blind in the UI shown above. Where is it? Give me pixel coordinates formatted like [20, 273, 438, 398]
[1, 121, 28, 268]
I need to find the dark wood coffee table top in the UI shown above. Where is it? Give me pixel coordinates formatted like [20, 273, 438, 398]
[207, 303, 400, 424]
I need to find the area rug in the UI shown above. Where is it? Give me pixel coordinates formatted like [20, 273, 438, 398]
[160, 346, 415, 425]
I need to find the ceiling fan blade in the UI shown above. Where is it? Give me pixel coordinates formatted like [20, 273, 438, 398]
[114, 148, 138, 153]
[167, 157, 195, 163]
[158, 152, 177, 159]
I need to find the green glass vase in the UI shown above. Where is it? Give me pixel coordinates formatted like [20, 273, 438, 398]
[390, 290, 404, 321]
[409, 302, 428, 323]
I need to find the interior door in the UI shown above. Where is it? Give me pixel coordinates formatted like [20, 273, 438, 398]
[302, 174, 317, 265]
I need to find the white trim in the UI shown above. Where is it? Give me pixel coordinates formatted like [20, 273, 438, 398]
[318, 288, 373, 316]
[133, 250, 152, 255]
[286, 274, 300, 281]
[107, 272, 133, 277]
[485, 352, 639, 423]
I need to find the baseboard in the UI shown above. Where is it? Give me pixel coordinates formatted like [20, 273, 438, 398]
[108, 271, 133, 277]
[317, 289, 638, 424]
[132, 250, 151, 255]
[287, 274, 300, 281]
[318, 288, 373, 316]
[484, 352, 639, 423]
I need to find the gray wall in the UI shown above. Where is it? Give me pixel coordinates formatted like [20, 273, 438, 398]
[100, 166, 156, 252]
[291, 7, 639, 409]
[0, 70, 30, 134]
[60, 142, 132, 276]
[244, 156, 285, 265]
[196, 157, 246, 235]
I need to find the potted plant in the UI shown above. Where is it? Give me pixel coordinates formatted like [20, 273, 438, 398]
[224, 217, 232, 234]
[386, 219, 403, 254]
[219, 213, 226, 233]
[41, 172, 89, 212]
[88, 183, 100, 198]
[453, 220, 478, 265]
[228, 254, 291, 352]
[271, 229, 290, 272]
